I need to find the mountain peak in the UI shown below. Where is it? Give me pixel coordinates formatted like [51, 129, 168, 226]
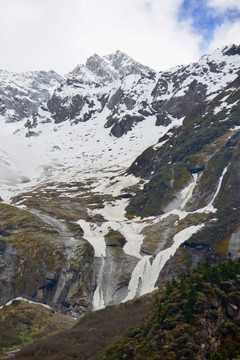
[105, 49, 128, 61]
[222, 44, 240, 56]
[105, 50, 153, 74]
[115, 49, 126, 56]
[69, 50, 153, 83]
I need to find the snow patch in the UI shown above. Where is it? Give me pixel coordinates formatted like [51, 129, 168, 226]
[0, 297, 52, 310]
[122, 224, 204, 301]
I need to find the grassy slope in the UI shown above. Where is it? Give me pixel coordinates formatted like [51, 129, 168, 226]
[0, 300, 75, 358]
[12, 295, 153, 360]
[8, 259, 240, 360]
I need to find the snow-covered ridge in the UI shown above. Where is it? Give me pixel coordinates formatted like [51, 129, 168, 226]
[21, 44, 240, 145]
[68, 50, 153, 84]
[0, 69, 64, 122]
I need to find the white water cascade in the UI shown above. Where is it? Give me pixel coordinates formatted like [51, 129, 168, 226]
[122, 165, 229, 302]
[76, 164, 229, 310]
[122, 224, 204, 302]
[92, 256, 105, 310]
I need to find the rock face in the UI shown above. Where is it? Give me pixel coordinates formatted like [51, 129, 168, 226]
[69, 50, 153, 83]
[0, 70, 63, 122]
[0, 203, 95, 317]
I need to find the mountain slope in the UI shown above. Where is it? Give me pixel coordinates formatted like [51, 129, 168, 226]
[0, 70, 63, 122]
[102, 259, 240, 360]
[25, 45, 240, 139]
[0, 44, 240, 321]
[10, 295, 153, 360]
[10, 259, 240, 360]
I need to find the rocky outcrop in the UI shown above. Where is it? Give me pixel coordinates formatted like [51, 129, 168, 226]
[0, 70, 63, 122]
[163, 80, 207, 118]
[69, 50, 153, 83]
[0, 203, 95, 317]
[223, 44, 240, 56]
[109, 114, 144, 138]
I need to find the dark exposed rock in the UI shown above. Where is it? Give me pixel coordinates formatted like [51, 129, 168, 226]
[151, 100, 164, 112]
[25, 130, 40, 137]
[0, 239, 6, 253]
[98, 93, 109, 112]
[0, 203, 95, 318]
[138, 108, 152, 117]
[0, 89, 30, 122]
[96, 243, 139, 307]
[207, 61, 223, 73]
[164, 80, 208, 118]
[47, 93, 70, 123]
[104, 115, 118, 129]
[110, 114, 144, 138]
[188, 166, 205, 174]
[151, 78, 168, 98]
[105, 230, 127, 248]
[107, 88, 124, 110]
[155, 112, 172, 126]
[124, 97, 136, 110]
[157, 133, 170, 142]
[223, 44, 240, 56]
[70, 94, 85, 119]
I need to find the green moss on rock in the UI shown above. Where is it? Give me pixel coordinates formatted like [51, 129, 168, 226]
[105, 230, 127, 248]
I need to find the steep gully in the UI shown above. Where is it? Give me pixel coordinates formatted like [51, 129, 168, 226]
[27, 209, 82, 306]
[77, 164, 229, 310]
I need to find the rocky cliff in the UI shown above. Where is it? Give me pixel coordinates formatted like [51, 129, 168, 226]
[0, 70, 63, 123]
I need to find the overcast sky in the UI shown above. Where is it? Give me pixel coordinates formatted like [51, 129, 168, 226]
[0, 0, 239, 74]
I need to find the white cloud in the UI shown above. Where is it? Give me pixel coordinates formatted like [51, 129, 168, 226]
[208, 20, 240, 51]
[206, 0, 240, 52]
[207, 0, 240, 12]
[0, 0, 202, 74]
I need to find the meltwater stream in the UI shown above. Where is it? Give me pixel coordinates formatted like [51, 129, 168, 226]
[122, 165, 230, 302]
[76, 164, 229, 310]
[122, 224, 204, 302]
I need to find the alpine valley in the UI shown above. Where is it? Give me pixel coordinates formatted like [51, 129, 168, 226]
[1, 44, 240, 360]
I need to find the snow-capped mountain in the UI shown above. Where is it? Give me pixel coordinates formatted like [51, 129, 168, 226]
[68, 50, 153, 83]
[24, 44, 240, 140]
[0, 70, 64, 122]
[0, 44, 240, 319]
